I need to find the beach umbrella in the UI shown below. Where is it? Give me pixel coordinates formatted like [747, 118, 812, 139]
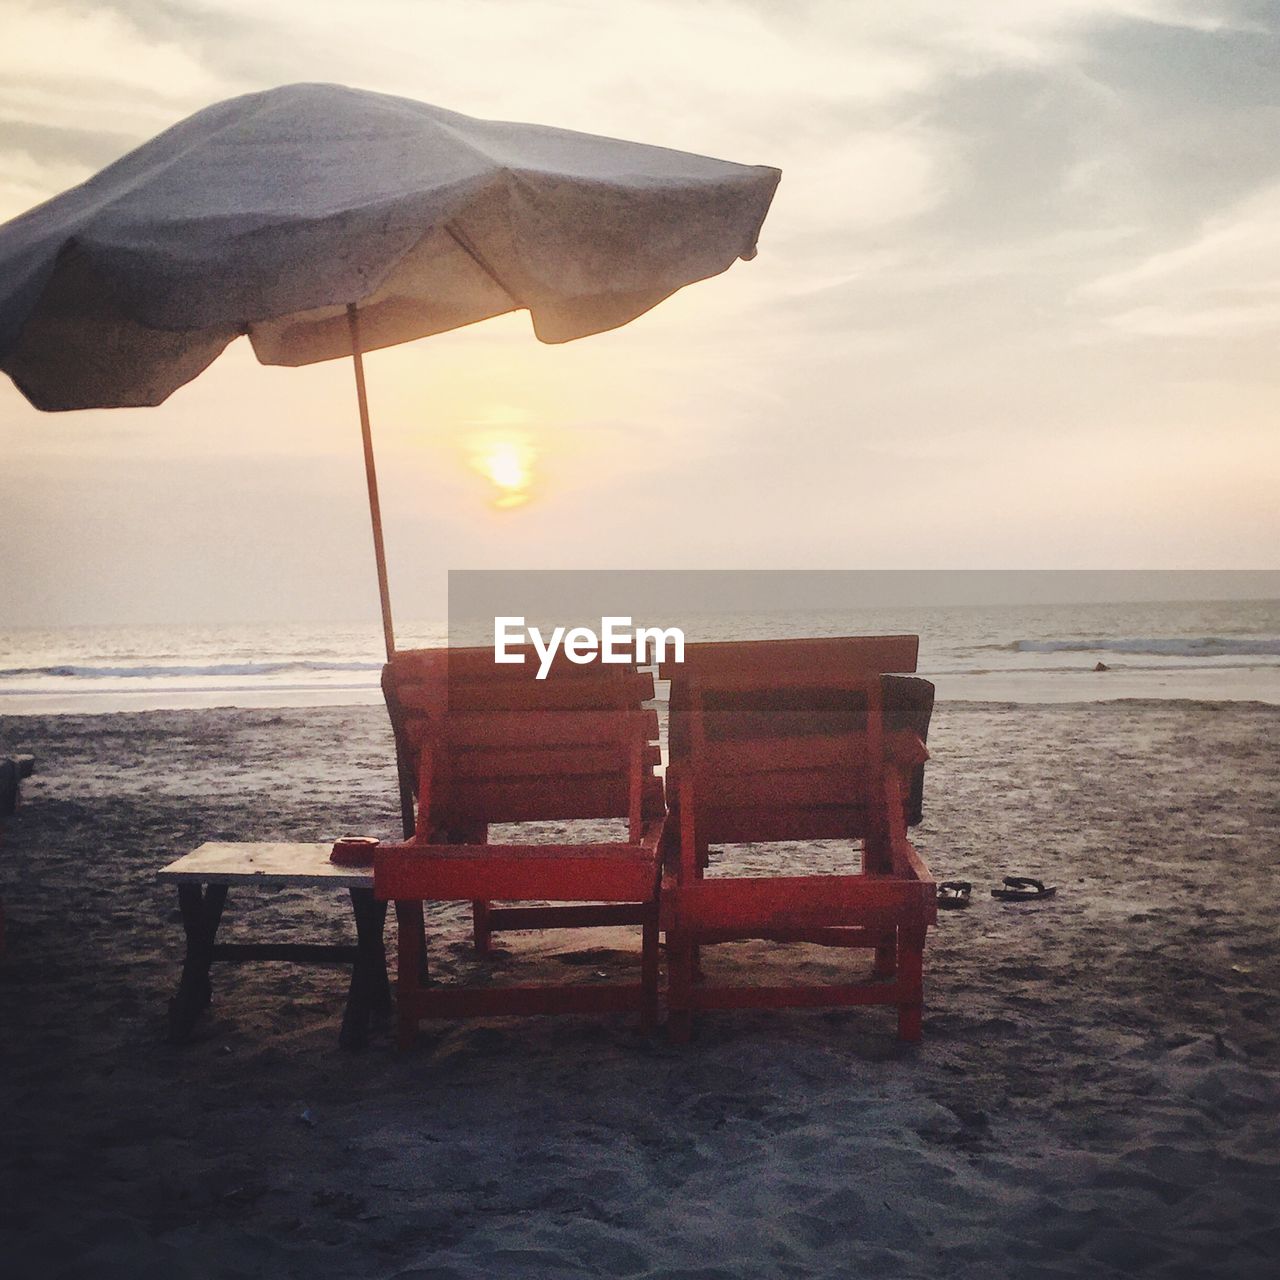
[0, 82, 780, 658]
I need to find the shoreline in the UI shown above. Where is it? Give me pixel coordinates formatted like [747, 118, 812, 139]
[4, 660, 1280, 717]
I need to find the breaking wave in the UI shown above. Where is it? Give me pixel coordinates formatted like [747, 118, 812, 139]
[1011, 637, 1280, 659]
[0, 661, 382, 680]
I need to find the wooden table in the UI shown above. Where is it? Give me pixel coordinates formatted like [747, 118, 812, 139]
[157, 842, 390, 1049]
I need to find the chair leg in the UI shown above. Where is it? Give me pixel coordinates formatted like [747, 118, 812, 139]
[640, 904, 659, 1034]
[873, 929, 897, 979]
[689, 844, 705, 980]
[667, 930, 694, 1043]
[394, 899, 426, 1049]
[896, 924, 926, 1042]
[472, 899, 492, 954]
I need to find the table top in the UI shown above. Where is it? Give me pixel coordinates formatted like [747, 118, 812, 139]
[156, 841, 374, 889]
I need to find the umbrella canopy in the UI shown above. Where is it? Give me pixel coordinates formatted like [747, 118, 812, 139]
[0, 82, 780, 411]
[0, 78, 778, 707]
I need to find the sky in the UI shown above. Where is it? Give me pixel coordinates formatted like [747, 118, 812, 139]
[1, 0, 1278, 626]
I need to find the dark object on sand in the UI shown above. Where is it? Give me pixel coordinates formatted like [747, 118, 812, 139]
[1, 755, 33, 957]
[991, 876, 1057, 902]
[1094, 661, 1110, 672]
[330, 836, 380, 867]
[937, 881, 973, 909]
[1, 754, 35, 817]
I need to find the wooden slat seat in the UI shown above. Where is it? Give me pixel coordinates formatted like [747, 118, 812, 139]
[376, 841, 663, 902]
[660, 635, 937, 1043]
[376, 647, 665, 1045]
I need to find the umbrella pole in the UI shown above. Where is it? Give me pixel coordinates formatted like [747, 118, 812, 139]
[347, 305, 416, 838]
[346, 304, 397, 662]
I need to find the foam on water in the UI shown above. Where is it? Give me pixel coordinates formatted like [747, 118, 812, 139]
[1011, 637, 1280, 658]
[0, 660, 384, 679]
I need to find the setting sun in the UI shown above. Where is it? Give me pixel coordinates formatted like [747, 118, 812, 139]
[471, 434, 536, 509]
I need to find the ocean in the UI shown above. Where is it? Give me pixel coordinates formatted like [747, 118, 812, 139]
[3, 597, 1280, 715]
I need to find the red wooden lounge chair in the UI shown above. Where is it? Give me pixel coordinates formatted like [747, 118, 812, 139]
[376, 648, 665, 1046]
[660, 636, 937, 1042]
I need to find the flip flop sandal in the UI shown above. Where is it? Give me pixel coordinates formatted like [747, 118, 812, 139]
[937, 881, 973, 909]
[991, 876, 1057, 902]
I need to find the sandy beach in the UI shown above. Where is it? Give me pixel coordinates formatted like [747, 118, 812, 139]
[1, 697, 1278, 1279]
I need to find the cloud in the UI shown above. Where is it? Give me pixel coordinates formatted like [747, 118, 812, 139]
[0, 2, 226, 117]
[0, 1, 233, 216]
[0, 147, 94, 223]
[1079, 180, 1280, 337]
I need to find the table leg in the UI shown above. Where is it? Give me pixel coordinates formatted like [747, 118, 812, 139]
[168, 883, 228, 1043]
[340, 888, 390, 1050]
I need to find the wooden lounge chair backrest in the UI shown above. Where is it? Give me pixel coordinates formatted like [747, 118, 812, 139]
[660, 635, 921, 845]
[383, 647, 662, 839]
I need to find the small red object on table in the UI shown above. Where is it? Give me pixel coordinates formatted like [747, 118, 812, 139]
[331, 836, 380, 867]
